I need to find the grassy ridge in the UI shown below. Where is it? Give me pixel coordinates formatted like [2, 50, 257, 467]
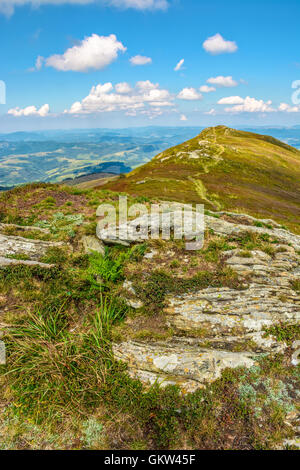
[101, 126, 300, 233]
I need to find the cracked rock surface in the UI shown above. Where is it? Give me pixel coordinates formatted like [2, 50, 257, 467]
[0, 229, 64, 268]
[113, 211, 300, 392]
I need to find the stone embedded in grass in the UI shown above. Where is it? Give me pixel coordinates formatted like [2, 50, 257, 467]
[113, 339, 256, 392]
[0, 256, 55, 269]
[82, 235, 105, 256]
[0, 233, 64, 261]
[126, 299, 144, 309]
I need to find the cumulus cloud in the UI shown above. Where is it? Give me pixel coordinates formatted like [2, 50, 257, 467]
[207, 76, 238, 88]
[115, 82, 132, 93]
[174, 59, 184, 71]
[45, 34, 126, 72]
[222, 96, 274, 113]
[199, 85, 215, 93]
[180, 114, 187, 121]
[177, 87, 202, 101]
[64, 80, 173, 116]
[203, 33, 237, 55]
[217, 96, 244, 105]
[106, 0, 168, 10]
[0, 0, 169, 16]
[130, 55, 152, 66]
[8, 103, 50, 117]
[204, 108, 216, 115]
[278, 102, 300, 113]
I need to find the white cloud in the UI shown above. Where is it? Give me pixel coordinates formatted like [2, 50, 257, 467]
[199, 85, 215, 93]
[65, 80, 173, 116]
[218, 96, 244, 105]
[136, 80, 159, 91]
[35, 55, 44, 70]
[204, 108, 216, 115]
[130, 55, 152, 66]
[115, 82, 132, 93]
[177, 87, 202, 101]
[8, 104, 50, 117]
[45, 34, 126, 72]
[0, 0, 169, 16]
[222, 96, 274, 113]
[106, 0, 168, 10]
[180, 114, 187, 121]
[203, 33, 238, 55]
[174, 59, 184, 71]
[207, 76, 238, 88]
[28, 55, 44, 72]
[278, 102, 300, 113]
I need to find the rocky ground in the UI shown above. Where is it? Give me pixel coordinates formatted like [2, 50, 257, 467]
[98, 207, 300, 448]
[0, 184, 299, 449]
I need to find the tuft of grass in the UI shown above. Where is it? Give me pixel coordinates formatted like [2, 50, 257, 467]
[291, 279, 300, 293]
[203, 238, 233, 262]
[264, 324, 300, 345]
[2, 295, 127, 422]
[6, 253, 31, 261]
[239, 250, 252, 258]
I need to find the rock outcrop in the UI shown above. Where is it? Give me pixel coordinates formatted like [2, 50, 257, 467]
[112, 210, 300, 392]
[98, 205, 300, 252]
[0, 229, 64, 268]
[81, 235, 105, 256]
[0, 233, 63, 262]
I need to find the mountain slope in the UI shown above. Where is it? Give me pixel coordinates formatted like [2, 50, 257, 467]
[101, 126, 300, 233]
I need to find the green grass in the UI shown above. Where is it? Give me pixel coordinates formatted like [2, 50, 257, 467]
[291, 279, 300, 293]
[264, 324, 300, 345]
[3, 295, 126, 422]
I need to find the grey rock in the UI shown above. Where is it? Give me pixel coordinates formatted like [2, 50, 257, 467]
[0, 234, 63, 261]
[126, 299, 144, 309]
[111, 207, 300, 393]
[144, 250, 158, 259]
[113, 339, 255, 392]
[0, 256, 55, 269]
[123, 280, 137, 295]
[82, 235, 105, 256]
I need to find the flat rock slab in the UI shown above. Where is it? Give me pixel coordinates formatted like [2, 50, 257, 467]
[0, 256, 55, 269]
[206, 216, 300, 251]
[0, 234, 63, 261]
[224, 246, 300, 285]
[98, 206, 300, 251]
[165, 285, 300, 337]
[0, 223, 50, 234]
[113, 339, 255, 392]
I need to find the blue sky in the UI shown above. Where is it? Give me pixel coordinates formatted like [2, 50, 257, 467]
[0, 0, 300, 131]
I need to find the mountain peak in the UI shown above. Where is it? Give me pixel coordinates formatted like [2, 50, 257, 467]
[103, 126, 300, 233]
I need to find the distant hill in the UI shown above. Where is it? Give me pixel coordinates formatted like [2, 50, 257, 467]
[62, 171, 119, 187]
[102, 126, 300, 233]
[0, 127, 201, 187]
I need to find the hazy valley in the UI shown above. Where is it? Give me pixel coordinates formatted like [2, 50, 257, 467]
[1, 126, 300, 189]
